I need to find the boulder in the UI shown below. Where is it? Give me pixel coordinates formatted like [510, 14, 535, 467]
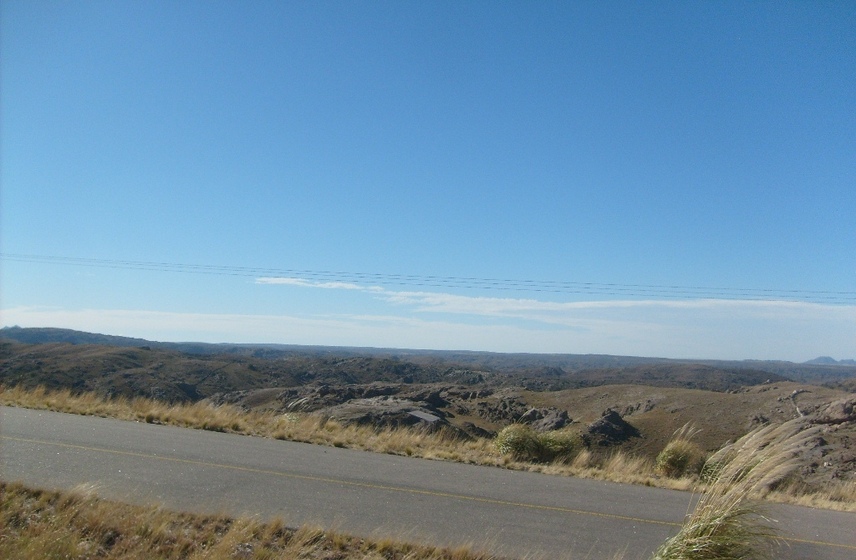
[812, 398, 856, 425]
[476, 396, 529, 423]
[325, 396, 447, 430]
[518, 407, 571, 432]
[586, 409, 640, 446]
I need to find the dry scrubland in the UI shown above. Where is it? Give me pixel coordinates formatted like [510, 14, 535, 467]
[3, 332, 854, 558]
[2, 385, 854, 511]
[3, 334, 854, 496]
[2, 415, 828, 560]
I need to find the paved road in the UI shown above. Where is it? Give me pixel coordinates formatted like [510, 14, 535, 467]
[2, 407, 854, 559]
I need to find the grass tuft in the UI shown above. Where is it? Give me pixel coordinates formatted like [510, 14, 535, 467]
[652, 419, 819, 560]
[656, 423, 706, 479]
[494, 424, 542, 460]
[494, 424, 583, 463]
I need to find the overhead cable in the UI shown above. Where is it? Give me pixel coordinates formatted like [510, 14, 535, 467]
[2, 252, 854, 304]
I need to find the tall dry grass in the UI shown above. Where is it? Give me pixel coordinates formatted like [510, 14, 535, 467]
[0, 386, 672, 486]
[655, 423, 706, 479]
[2, 385, 853, 510]
[0, 481, 500, 560]
[652, 420, 819, 560]
[0, 385, 499, 463]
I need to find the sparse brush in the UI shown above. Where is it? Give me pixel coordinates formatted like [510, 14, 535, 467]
[809, 479, 856, 505]
[652, 419, 818, 560]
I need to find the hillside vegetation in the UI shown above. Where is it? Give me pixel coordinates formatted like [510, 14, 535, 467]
[2, 328, 855, 503]
[0, 337, 794, 402]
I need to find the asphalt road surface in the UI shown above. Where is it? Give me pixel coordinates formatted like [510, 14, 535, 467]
[2, 406, 854, 559]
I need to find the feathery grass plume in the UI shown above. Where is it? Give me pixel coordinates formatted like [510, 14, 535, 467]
[656, 423, 706, 478]
[652, 419, 818, 560]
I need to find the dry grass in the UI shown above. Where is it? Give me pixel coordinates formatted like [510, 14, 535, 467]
[1, 396, 852, 560]
[494, 424, 583, 463]
[652, 420, 820, 560]
[765, 479, 856, 509]
[2, 385, 853, 511]
[0, 384, 498, 461]
[655, 424, 706, 479]
[0, 481, 501, 560]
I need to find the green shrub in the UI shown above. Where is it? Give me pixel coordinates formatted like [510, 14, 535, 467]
[653, 420, 818, 560]
[539, 429, 583, 461]
[655, 439, 706, 478]
[495, 424, 542, 461]
[495, 425, 583, 462]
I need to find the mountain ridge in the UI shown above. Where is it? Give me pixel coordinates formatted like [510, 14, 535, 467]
[2, 325, 855, 384]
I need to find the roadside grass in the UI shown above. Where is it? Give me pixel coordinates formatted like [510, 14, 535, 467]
[494, 424, 583, 463]
[1, 420, 836, 560]
[652, 420, 819, 560]
[655, 424, 705, 479]
[2, 385, 853, 511]
[0, 481, 501, 560]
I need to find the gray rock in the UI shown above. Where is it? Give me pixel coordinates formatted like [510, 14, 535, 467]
[586, 409, 640, 446]
[325, 396, 447, 430]
[812, 398, 856, 425]
[519, 407, 570, 432]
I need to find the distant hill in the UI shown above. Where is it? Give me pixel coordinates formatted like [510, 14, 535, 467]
[805, 356, 856, 366]
[3, 326, 855, 390]
[0, 328, 800, 400]
[0, 326, 158, 348]
[0, 326, 368, 358]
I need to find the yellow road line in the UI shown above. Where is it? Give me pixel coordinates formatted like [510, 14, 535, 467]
[4, 434, 855, 551]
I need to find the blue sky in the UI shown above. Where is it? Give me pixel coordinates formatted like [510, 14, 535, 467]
[1, 1, 854, 360]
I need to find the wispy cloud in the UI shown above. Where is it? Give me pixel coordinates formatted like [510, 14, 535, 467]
[255, 276, 855, 324]
[244, 277, 856, 359]
[256, 277, 383, 291]
[3, 300, 855, 361]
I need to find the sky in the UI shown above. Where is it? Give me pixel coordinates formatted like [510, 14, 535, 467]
[1, 1, 854, 361]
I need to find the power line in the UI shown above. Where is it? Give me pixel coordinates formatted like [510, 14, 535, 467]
[2, 252, 854, 304]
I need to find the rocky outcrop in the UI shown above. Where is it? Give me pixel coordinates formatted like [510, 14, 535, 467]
[276, 384, 402, 411]
[586, 409, 640, 446]
[518, 407, 571, 432]
[475, 395, 529, 424]
[812, 397, 856, 425]
[619, 399, 658, 416]
[324, 396, 446, 430]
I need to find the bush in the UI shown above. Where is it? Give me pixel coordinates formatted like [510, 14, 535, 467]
[495, 424, 542, 461]
[656, 439, 706, 478]
[653, 420, 818, 560]
[495, 425, 583, 462]
[539, 429, 583, 461]
[655, 423, 705, 478]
